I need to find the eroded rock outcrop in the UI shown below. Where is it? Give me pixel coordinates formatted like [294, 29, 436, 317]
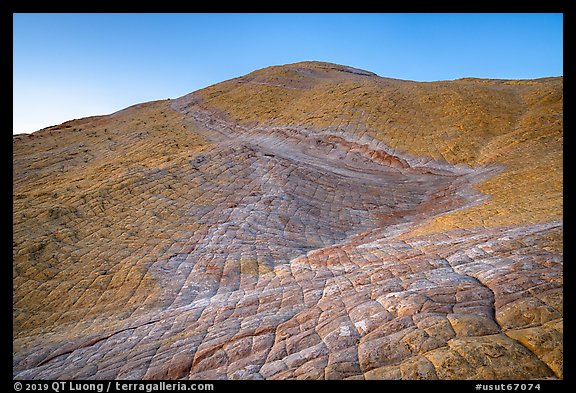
[13, 62, 562, 380]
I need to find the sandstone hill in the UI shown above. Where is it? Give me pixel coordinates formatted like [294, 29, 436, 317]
[13, 61, 563, 380]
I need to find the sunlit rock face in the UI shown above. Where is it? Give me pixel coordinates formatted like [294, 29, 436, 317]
[13, 62, 562, 380]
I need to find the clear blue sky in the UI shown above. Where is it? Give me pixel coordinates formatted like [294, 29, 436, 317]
[13, 13, 563, 135]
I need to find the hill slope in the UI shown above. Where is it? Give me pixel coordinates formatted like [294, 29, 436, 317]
[13, 62, 562, 380]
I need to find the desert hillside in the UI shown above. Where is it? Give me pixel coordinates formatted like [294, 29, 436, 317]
[13, 61, 562, 380]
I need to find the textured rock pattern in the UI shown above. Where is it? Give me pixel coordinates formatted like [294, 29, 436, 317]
[13, 62, 562, 380]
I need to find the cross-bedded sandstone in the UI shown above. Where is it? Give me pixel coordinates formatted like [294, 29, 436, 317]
[13, 62, 562, 380]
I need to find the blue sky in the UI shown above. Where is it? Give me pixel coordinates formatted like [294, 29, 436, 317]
[13, 13, 563, 135]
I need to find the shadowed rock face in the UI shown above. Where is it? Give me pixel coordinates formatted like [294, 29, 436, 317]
[13, 62, 562, 380]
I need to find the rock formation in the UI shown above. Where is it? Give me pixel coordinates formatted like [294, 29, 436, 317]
[13, 61, 562, 380]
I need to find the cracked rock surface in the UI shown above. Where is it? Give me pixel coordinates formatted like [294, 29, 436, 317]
[13, 62, 562, 380]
